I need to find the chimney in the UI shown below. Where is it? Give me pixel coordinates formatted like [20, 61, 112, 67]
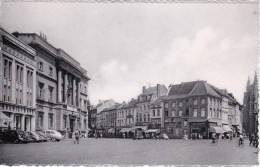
[143, 86, 146, 93]
[157, 84, 160, 97]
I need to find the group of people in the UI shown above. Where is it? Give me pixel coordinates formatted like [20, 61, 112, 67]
[249, 133, 259, 148]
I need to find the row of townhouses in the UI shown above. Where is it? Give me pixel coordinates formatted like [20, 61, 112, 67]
[0, 27, 90, 137]
[90, 81, 245, 139]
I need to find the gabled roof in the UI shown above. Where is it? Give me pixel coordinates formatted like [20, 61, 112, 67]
[166, 80, 221, 100]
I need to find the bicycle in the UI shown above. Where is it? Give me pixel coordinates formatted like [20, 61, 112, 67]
[210, 138, 218, 146]
[238, 138, 244, 147]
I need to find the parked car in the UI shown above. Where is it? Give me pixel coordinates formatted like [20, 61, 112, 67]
[1, 130, 29, 144]
[159, 133, 169, 140]
[39, 130, 63, 142]
[26, 131, 43, 142]
[23, 132, 35, 143]
[35, 131, 48, 142]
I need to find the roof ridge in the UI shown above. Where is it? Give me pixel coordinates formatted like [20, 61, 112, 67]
[189, 81, 199, 95]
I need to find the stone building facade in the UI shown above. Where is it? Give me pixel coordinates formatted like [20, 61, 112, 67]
[12, 32, 90, 136]
[0, 28, 37, 131]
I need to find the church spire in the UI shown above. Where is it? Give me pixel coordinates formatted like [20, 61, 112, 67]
[253, 71, 258, 86]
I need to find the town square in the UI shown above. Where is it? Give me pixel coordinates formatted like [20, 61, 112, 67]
[0, 1, 259, 166]
[0, 138, 258, 165]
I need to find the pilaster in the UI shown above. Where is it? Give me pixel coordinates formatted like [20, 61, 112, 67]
[31, 115, 35, 131]
[64, 72, 68, 104]
[11, 59, 16, 103]
[23, 65, 27, 105]
[21, 114, 25, 131]
[58, 70, 62, 103]
[32, 70, 37, 108]
[73, 78, 76, 106]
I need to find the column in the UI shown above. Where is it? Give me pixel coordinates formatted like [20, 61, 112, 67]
[58, 70, 62, 103]
[10, 113, 14, 130]
[23, 65, 27, 106]
[0, 48, 3, 101]
[44, 109, 48, 129]
[73, 78, 76, 106]
[32, 70, 37, 108]
[30, 116, 36, 131]
[77, 80, 81, 108]
[11, 59, 16, 103]
[64, 72, 68, 104]
[21, 114, 25, 131]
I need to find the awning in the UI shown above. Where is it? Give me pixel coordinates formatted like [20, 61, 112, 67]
[108, 128, 115, 133]
[209, 126, 224, 134]
[0, 111, 12, 123]
[145, 129, 160, 134]
[222, 125, 232, 132]
[130, 126, 148, 132]
[119, 128, 132, 133]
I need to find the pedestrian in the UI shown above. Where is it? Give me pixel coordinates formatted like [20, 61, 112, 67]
[212, 133, 216, 144]
[254, 133, 259, 148]
[74, 129, 80, 144]
[249, 133, 254, 146]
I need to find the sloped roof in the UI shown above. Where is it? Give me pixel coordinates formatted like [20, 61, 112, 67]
[152, 95, 165, 105]
[140, 86, 157, 96]
[166, 80, 221, 99]
[168, 81, 197, 96]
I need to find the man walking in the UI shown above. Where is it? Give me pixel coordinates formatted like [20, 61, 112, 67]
[74, 129, 80, 144]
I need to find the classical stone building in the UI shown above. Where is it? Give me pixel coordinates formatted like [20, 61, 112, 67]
[242, 73, 259, 134]
[13, 32, 90, 136]
[0, 28, 37, 131]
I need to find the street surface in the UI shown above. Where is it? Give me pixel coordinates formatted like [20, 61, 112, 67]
[0, 138, 258, 165]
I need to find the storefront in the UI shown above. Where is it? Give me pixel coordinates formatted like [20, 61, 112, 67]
[190, 122, 207, 139]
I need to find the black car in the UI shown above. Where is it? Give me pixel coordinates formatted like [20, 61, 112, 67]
[1, 130, 29, 144]
[23, 132, 35, 143]
[35, 131, 48, 142]
[27, 131, 44, 142]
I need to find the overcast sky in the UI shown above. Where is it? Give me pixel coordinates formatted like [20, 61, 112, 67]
[1, 2, 258, 104]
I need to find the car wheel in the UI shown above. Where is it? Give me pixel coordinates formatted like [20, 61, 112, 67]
[51, 138, 56, 142]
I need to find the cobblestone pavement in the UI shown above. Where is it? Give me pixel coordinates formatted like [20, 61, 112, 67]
[0, 138, 258, 165]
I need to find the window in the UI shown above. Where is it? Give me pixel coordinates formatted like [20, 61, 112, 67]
[148, 114, 150, 122]
[201, 108, 205, 117]
[157, 109, 160, 116]
[201, 98, 205, 104]
[193, 109, 198, 117]
[179, 110, 183, 116]
[49, 66, 53, 76]
[193, 99, 198, 105]
[63, 116, 67, 129]
[38, 112, 44, 129]
[165, 110, 168, 117]
[171, 102, 176, 108]
[153, 110, 155, 117]
[164, 102, 169, 109]
[49, 86, 53, 101]
[184, 120, 187, 127]
[179, 101, 183, 107]
[39, 61, 43, 71]
[49, 114, 53, 128]
[171, 110, 176, 117]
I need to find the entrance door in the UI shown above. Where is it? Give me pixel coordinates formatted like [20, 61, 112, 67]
[70, 119, 75, 133]
[24, 117, 30, 131]
[15, 115, 20, 130]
